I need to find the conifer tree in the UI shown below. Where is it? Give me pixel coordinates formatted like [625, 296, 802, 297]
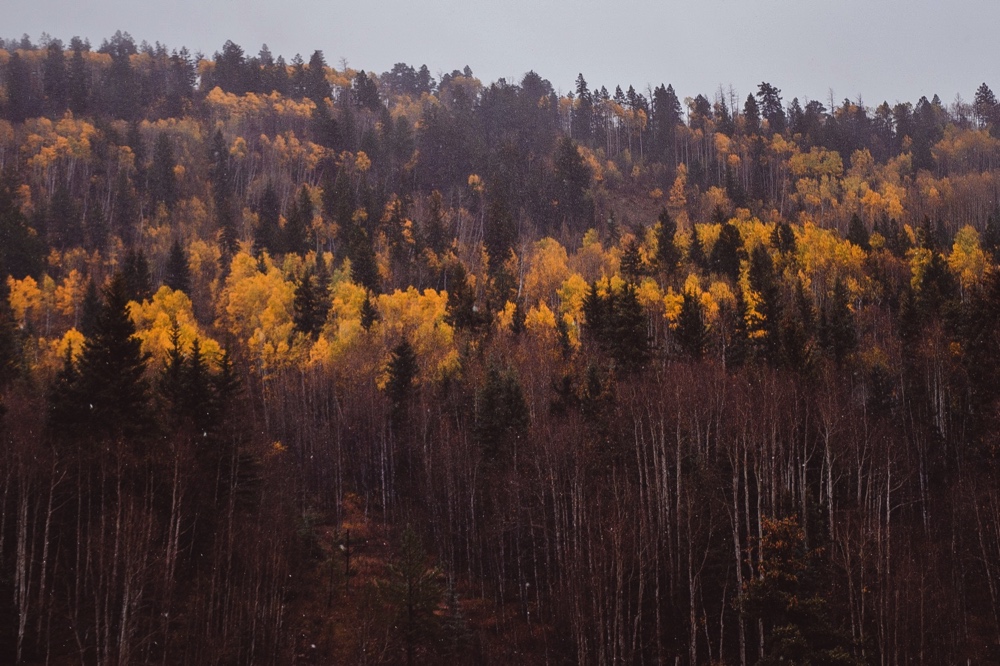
[150, 132, 177, 210]
[475, 365, 530, 460]
[80, 279, 102, 338]
[655, 208, 681, 276]
[611, 282, 649, 371]
[256, 182, 283, 256]
[822, 277, 857, 364]
[710, 221, 744, 281]
[846, 213, 870, 251]
[676, 289, 709, 360]
[386, 526, 443, 666]
[360, 292, 379, 331]
[68, 37, 89, 115]
[121, 248, 153, 302]
[49, 272, 152, 441]
[620, 237, 644, 283]
[164, 239, 191, 293]
[723, 287, 749, 370]
[0, 278, 20, 392]
[285, 186, 312, 256]
[385, 339, 418, 428]
[749, 244, 783, 364]
[293, 270, 325, 339]
[689, 225, 707, 270]
[771, 220, 796, 255]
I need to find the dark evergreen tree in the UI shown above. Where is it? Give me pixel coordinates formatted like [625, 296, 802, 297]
[210, 129, 238, 255]
[5, 52, 41, 122]
[48, 183, 83, 249]
[474, 365, 530, 460]
[571, 74, 593, 143]
[305, 50, 332, 103]
[352, 71, 381, 111]
[846, 213, 870, 251]
[552, 137, 593, 231]
[43, 39, 69, 115]
[710, 221, 744, 281]
[284, 186, 311, 255]
[984, 206, 1000, 261]
[121, 248, 153, 302]
[424, 190, 449, 255]
[723, 287, 749, 370]
[49, 272, 152, 441]
[820, 277, 857, 364]
[0, 171, 43, 279]
[757, 82, 786, 135]
[164, 239, 191, 293]
[689, 225, 707, 270]
[347, 228, 380, 293]
[255, 182, 282, 256]
[385, 339, 418, 428]
[150, 132, 177, 210]
[743, 94, 761, 134]
[771, 220, 797, 255]
[386, 525, 443, 666]
[68, 37, 90, 115]
[0, 278, 20, 391]
[620, 237, 644, 283]
[655, 208, 681, 276]
[160, 320, 187, 420]
[675, 290, 709, 360]
[484, 197, 517, 272]
[360, 292, 379, 331]
[80, 279, 101, 338]
[749, 244, 783, 364]
[293, 270, 325, 340]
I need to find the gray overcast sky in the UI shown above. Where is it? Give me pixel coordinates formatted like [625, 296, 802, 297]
[7, 0, 998, 107]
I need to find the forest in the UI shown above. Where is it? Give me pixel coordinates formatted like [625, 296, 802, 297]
[1, 30, 1000, 664]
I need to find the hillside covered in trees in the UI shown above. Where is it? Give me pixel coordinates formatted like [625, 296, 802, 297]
[3, 30, 1000, 664]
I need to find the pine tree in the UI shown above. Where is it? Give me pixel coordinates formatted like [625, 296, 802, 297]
[609, 282, 649, 372]
[0, 170, 44, 279]
[121, 248, 152, 302]
[49, 272, 153, 441]
[385, 526, 443, 666]
[749, 244, 783, 365]
[821, 277, 857, 364]
[689, 225, 707, 270]
[293, 270, 325, 339]
[424, 190, 448, 255]
[0, 278, 20, 392]
[255, 182, 282, 256]
[181, 338, 215, 434]
[360, 292, 379, 331]
[846, 213, 870, 251]
[723, 288, 749, 370]
[620, 237, 644, 283]
[710, 221, 744, 281]
[484, 197, 516, 272]
[68, 37, 89, 115]
[675, 289, 709, 360]
[160, 319, 186, 420]
[385, 339, 418, 428]
[150, 132, 177, 210]
[475, 365, 530, 461]
[444, 262, 482, 331]
[655, 208, 680, 276]
[284, 185, 311, 256]
[80, 279, 101, 338]
[164, 239, 191, 292]
[983, 206, 1000, 261]
[771, 221, 796, 255]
